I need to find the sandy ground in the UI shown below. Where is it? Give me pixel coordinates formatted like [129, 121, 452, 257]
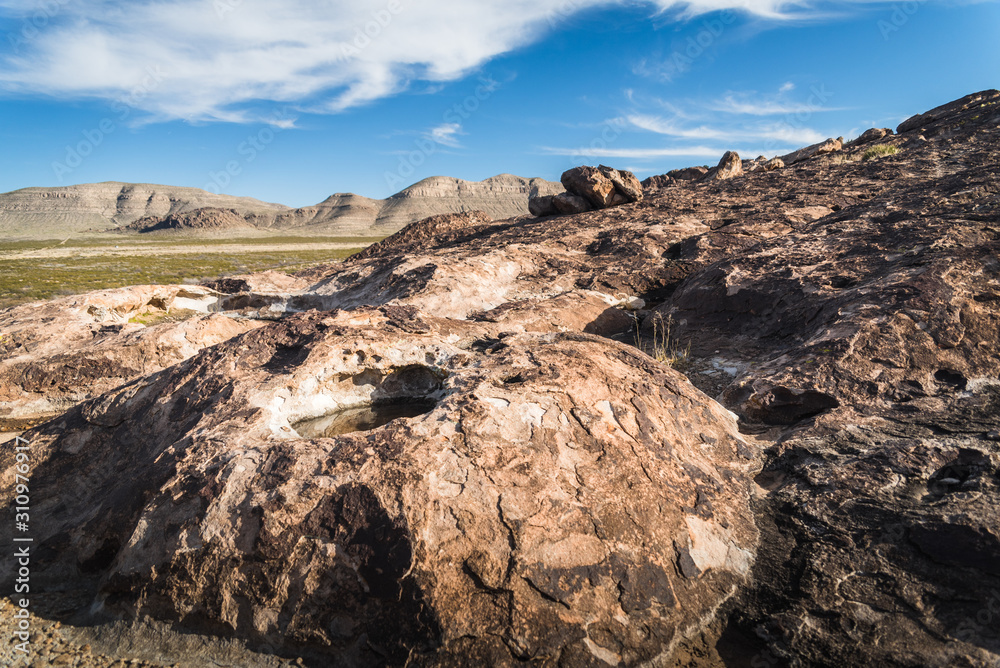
[0, 432, 20, 445]
[0, 242, 365, 261]
[0, 596, 305, 667]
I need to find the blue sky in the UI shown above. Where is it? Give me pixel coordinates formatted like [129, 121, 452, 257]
[0, 0, 997, 207]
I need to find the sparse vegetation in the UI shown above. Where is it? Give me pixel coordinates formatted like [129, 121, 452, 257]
[633, 312, 691, 370]
[0, 236, 381, 309]
[862, 144, 899, 161]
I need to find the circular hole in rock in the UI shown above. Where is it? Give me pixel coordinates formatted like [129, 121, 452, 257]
[293, 365, 443, 438]
[293, 399, 438, 438]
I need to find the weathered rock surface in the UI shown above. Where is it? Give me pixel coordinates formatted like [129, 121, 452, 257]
[640, 174, 672, 191]
[896, 89, 999, 135]
[597, 165, 644, 203]
[552, 192, 593, 214]
[846, 127, 893, 147]
[3, 89, 1000, 667]
[780, 136, 844, 165]
[1, 307, 759, 666]
[0, 285, 263, 429]
[706, 151, 743, 181]
[668, 166, 709, 181]
[547, 165, 643, 215]
[763, 157, 784, 171]
[528, 194, 557, 217]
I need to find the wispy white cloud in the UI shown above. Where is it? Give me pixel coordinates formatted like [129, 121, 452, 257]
[0, 0, 887, 124]
[779, 81, 796, 92]
[540, 145, 723, 158]
[625, 114, 728, 139]
[710, 92, 844, 115]
[427, 122, 464, 147]
[626, 113, 825, 144]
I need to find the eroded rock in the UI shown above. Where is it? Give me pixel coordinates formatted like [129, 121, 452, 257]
[1, 307, 760, 666]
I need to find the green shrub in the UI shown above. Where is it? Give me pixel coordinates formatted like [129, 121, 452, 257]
[862, 144, 899, 161]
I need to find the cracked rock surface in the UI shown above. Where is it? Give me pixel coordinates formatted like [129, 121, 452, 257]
[1, 307, 758, 666]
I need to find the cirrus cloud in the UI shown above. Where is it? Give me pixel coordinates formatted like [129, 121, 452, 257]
[0, 0, 905, 124]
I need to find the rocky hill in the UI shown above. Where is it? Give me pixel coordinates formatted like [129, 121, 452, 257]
[0, 174, 562, 239]
[0, 182, 289, 238]
[1, 90, 999, 667]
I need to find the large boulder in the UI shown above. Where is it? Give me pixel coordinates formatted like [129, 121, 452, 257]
[1, 307, 760, 666]
[559, 165, 644, 211]
[551, 192, 593, 214]
[561, 166, 615, 208]
[779, 137, 843, 166]
[667, 166, 709, 181]
[597, 164, 644, 203]
[641, 174, 672, 191]
[527, 194, 557, 217]
[707, 151, 743, 181]
[845, 127, 892, 148]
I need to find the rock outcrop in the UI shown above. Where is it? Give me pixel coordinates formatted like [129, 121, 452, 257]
[122, 207, 256, 233]
[668, 166, 709, 181]
[1, 306, 760, 666]
[706, 151, 743, 181]
[530, 165, 643, 217]
[0, 285, 263, 429]
[2, 89, 1000, 667]
[779, 136, 844, 165]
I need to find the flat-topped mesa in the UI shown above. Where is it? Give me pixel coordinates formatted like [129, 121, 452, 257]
[529, 164, 644, 217]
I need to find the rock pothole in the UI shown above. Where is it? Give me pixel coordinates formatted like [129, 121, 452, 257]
[292, 398, 438, 437]
[291, 364, 444, 437]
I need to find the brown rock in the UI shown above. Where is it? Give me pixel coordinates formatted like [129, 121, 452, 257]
[668, 166, 709, 181]
[551, 191, 593, 214]
[560, 166, 615, 208]
[527, 194, 557, 217]
[641, 174, 672, 191]
[708, 151, 743, 181]
[0, 286, 264, 429]
[846, 127, 890, 147]
[779, 137, 843, 165]
[1, 307, 760, 666]
[897, 88, 1000, 134]
[597, 164, 644, 203]
[764, 157, 785, 171]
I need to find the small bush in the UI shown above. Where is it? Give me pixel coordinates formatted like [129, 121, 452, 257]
[862, 144, 899, 161]
[633, 312, 691, 370]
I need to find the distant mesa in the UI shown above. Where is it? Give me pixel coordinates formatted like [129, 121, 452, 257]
[0, 174, 562, 239]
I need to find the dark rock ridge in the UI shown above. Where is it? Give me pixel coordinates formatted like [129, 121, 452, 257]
[122, 207, 255, 233]
[1, 89, 1000, 666]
